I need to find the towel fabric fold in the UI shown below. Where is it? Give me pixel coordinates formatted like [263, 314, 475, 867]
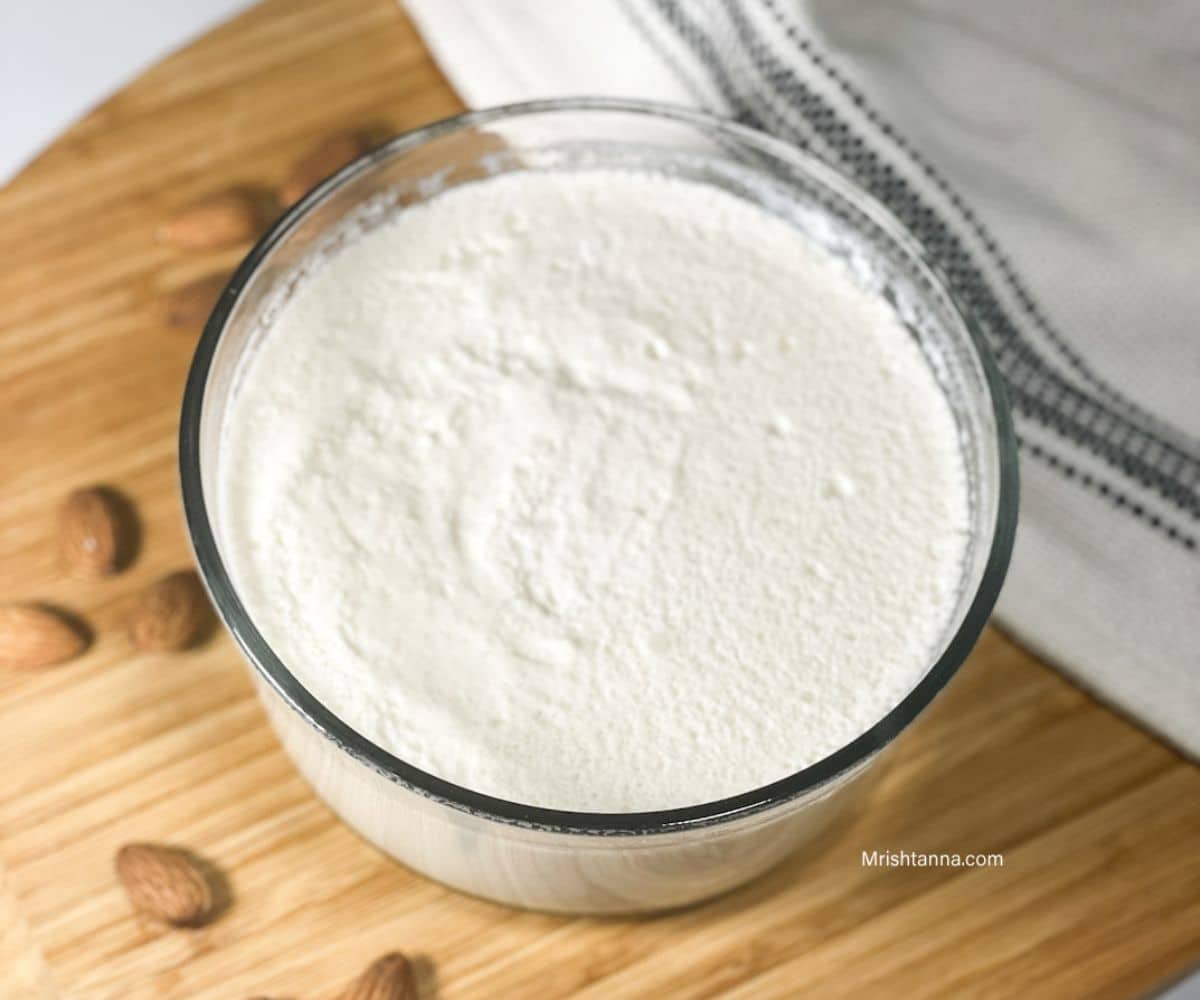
[404, 0, 1199, 757]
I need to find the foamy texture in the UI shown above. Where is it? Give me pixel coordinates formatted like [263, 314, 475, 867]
[219, 170, 970, 811]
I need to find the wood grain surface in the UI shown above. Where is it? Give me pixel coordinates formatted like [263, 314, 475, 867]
[1, 1, 1198, 997]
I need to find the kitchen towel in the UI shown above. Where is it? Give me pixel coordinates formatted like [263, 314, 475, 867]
[404, 0, 1200, 757]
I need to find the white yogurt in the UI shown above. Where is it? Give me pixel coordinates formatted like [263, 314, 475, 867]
[219, 170, 970, 812]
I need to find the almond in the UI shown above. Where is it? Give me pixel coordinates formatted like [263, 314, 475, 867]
[280, 130, 372, 207]
[340, 953, 417, 1000]
[159, 191, 268, 250]
[115, 843, 214, 926]
[59, 487, 123, 577]
[129, 570, 210, 652]
[163, 272, 228, 330]
[0, 604, 88, 669]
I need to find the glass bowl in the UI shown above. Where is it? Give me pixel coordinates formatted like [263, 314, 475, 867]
[180, 98, 1018, 914]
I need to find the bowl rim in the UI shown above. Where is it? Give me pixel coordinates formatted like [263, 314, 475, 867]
[180, 96, 1019, 836]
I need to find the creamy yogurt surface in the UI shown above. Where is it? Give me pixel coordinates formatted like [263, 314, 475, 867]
[219, 169, 970, 811]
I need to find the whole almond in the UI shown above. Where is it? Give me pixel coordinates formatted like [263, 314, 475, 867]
[115, 843, 214, 926]
[0, 605, 88, 669]
[60, 487, 123, 577]
[280, 130, 372, 207]
[159, 191, 267, 250]
[129, 570, 209, 652]
[340, 953, 417, 1000]
[163, 272, 228, 330]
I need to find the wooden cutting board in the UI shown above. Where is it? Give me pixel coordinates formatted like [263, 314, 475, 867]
[1, 1, 1197, 997]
